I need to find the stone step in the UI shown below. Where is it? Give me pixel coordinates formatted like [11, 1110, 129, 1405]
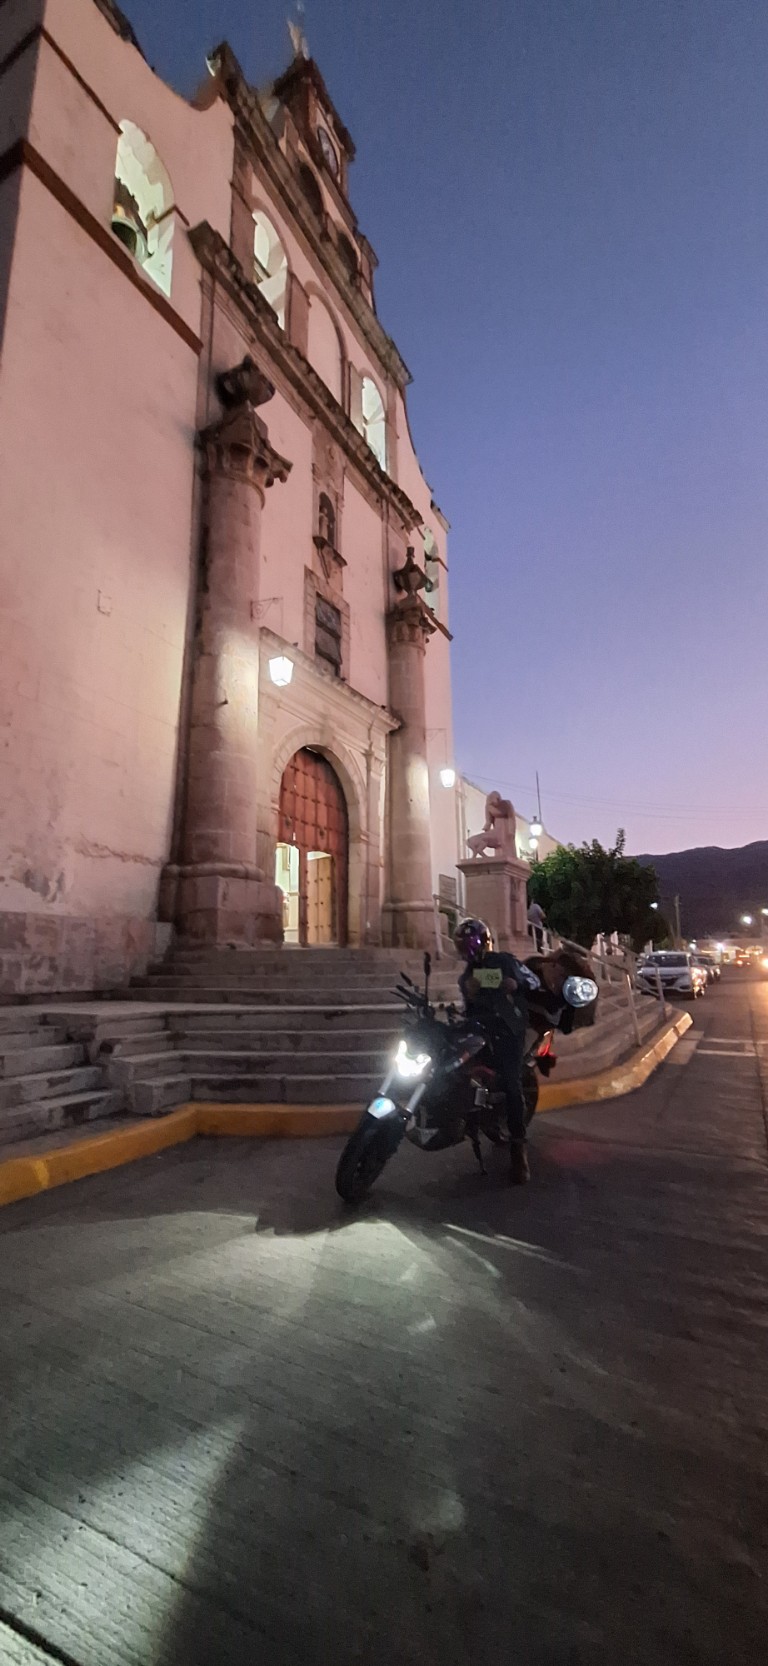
[199, 1048, 385, 1075]
[131, 983, 453, 1006]
[127, 1068, 381, 1115]
[128, 1075, 192, 1116]
[0, 1088, 124, 1145]
[166, 1026, 397, 1054]
[0, 1025, 69, 1050]
[150, 964, 447, 985]
[557, 1003, 657, 1058]
[162, 947, 438, 964]
[107, 1050, 194, 1086]
[97, 1029, 173, 1059]
[126, 987, 421, 1007]
[0, 1064, 103, 1109]
[189, 1072, 379, 1106]
[166, 1006, 400, 1032]
[117, 1046, 389, 1085]
[82, 1015, 175, 1040]
[0, 1011, 50, 1035]
[0, 1042, 84, 1079]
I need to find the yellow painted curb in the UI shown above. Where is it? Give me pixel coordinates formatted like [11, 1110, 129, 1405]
[0, 1108, 197, 1208]
[0, 1012, 693, 1208]
[195, 1103, 358, 1139]
[536, 1010, 693, 1112]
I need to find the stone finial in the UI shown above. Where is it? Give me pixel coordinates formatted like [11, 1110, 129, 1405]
[392, 545, 428, 597]
[466, 792, 518, 860]
[216, 355, 276, 410]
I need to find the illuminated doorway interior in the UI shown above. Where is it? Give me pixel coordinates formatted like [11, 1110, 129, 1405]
[277, 749, 348, 945]
[275, 841, 300, 943]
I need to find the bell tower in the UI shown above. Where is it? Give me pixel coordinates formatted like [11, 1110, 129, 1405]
[273, 51, 356, 200]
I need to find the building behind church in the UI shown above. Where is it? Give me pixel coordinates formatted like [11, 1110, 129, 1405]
[0, 0, 460, 994]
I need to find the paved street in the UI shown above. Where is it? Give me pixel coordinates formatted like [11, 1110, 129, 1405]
[0, 974, 767, 1666]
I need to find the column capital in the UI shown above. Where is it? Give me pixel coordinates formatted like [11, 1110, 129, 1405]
[200, 402, 292, 492]
[386, 592, 436, 652]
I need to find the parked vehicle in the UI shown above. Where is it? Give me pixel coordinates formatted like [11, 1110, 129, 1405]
[335, 953, 599, 1204]
[636, 951, 707, 999]
[692, 952, 721, 983]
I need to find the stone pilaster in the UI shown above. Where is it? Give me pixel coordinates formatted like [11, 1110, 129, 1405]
[383, 555, 436, 949]
[163, 358, 291, 946]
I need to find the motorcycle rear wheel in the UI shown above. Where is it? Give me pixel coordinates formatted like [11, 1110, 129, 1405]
[336, 1121, 393, 1204]
[522, 1064, 539, 1127]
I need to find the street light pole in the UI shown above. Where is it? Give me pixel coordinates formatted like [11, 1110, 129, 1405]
[673, 894, 682, 948]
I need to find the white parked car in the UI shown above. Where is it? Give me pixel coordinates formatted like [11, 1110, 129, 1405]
[637, 951, 708, 999]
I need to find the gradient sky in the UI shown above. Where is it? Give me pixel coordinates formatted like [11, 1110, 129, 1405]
[125, 0, 768, 854]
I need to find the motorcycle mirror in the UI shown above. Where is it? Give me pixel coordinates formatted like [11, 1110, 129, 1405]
[562, 975, 598, 1008]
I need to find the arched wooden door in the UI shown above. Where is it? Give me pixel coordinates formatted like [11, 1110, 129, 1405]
[278, 749, 349, 945]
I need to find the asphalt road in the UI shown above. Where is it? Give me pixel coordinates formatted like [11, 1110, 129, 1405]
[0, 973, 766, 1666]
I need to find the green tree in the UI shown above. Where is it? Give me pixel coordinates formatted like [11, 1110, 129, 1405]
[528, 830, 661, 952]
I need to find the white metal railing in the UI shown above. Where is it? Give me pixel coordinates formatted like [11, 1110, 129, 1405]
[527, 922, 556, 954]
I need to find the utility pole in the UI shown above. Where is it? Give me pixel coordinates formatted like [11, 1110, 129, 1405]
[674, 894, 682, 948]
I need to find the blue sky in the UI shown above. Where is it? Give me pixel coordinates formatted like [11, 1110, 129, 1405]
[125, 0, 768, 853]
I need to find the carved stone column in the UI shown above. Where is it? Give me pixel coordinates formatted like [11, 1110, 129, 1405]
[383, 549, 436, 949]
[163, 358, 291, 946]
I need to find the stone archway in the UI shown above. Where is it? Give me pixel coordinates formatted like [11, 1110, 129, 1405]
[277, 749, 349, 945]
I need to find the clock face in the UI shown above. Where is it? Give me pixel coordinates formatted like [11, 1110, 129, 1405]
[318, 125, 339, 177]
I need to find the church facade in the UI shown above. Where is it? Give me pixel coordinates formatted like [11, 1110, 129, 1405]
[0, 0, 458, 993]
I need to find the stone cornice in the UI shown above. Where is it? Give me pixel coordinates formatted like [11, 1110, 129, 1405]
[190, 222, 422, 532]
[206, 42, 411, 392]
[260, 628, 400, 735]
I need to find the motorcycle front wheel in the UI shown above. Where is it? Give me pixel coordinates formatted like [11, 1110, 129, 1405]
[335, 1118, 395, 1204]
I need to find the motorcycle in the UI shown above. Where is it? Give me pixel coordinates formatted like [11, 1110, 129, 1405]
[335, 952, 599, 1204]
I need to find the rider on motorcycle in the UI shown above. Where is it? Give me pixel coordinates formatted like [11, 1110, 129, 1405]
[454, 918, 539, 1185]
[454, 918, 595, 1184]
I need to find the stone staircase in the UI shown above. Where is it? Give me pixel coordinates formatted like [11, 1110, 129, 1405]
[0, 951, 672, 1145]
[0, 1010, 121, 1147]
[126, 945, 457, 1006]
[102, 948, 664, 1115]
[109, 946, 454, 1112]
[554, 984, 663, 1079]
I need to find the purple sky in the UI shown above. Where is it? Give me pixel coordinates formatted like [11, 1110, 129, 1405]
[126, 0, 768, 854]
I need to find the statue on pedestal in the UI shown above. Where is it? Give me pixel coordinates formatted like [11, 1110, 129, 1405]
[466, 792, 518, 860]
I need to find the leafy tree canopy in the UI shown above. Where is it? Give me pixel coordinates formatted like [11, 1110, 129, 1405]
[528, 830, 661, 952]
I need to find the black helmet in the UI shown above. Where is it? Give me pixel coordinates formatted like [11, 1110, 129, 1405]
[454, 917, 493, 963]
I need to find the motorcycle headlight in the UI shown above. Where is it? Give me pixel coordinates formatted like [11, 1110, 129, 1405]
[562, 975, 598, 1008]
[394, 1039, 432, 1079]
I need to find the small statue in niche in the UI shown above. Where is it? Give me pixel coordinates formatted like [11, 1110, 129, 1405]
[466, 792, 517, 860]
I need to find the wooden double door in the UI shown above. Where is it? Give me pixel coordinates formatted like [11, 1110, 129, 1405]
[277, 749, 349, 945]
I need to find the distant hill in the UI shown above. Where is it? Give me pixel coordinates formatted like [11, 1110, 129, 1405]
[635, 841, 768, 938]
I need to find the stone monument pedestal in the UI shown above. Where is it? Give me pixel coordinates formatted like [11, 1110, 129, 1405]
[457, 856, 532, 958]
